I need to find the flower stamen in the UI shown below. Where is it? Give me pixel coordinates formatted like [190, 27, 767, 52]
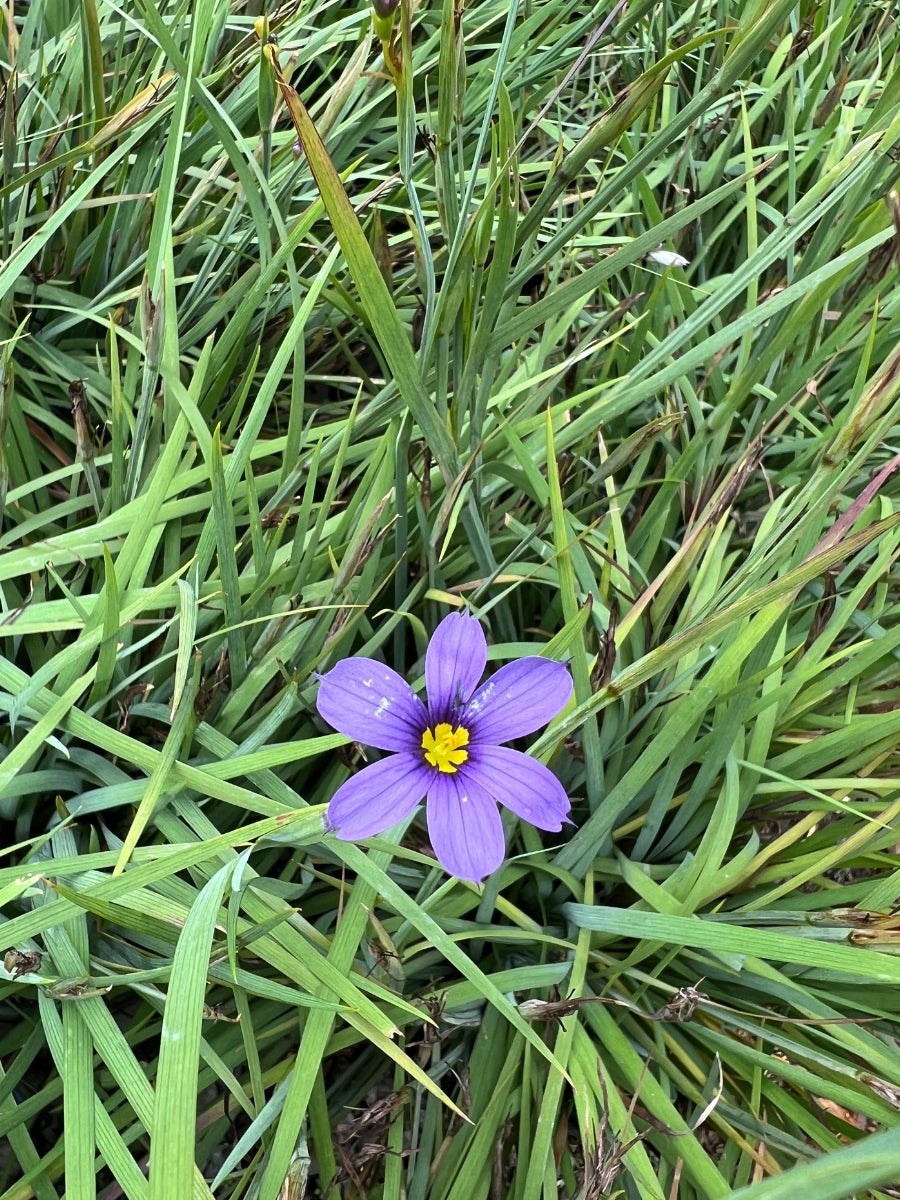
[422, 723, 469, 773]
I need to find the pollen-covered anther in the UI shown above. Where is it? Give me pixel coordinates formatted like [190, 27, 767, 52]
[421, 723, 470, 773]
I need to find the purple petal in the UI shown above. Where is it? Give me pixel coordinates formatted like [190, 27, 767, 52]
[425, 771, 505, 883]
[327, 752, 429, 840]
[463, 658, 573, 744]
[425, 610, 487, 721]
[462, 746, 571, 830]
[317, 658, 427, 751]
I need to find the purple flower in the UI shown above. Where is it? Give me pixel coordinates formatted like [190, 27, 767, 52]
[316, 610, 574, 882]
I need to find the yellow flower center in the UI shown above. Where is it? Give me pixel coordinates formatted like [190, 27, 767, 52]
[421, 723, 470, 773]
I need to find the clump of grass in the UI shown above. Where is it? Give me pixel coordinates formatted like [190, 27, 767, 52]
[2, 1, 900, 1198]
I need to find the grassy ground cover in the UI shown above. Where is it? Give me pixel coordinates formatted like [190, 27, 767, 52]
[3, 0, 900, 1196]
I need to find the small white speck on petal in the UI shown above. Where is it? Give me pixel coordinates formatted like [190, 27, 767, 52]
[466, 681, 494, 714]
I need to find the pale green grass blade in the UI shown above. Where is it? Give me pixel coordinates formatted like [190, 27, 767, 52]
[727, 1126, 900, 1200]
[148, 863, 231, 1200]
